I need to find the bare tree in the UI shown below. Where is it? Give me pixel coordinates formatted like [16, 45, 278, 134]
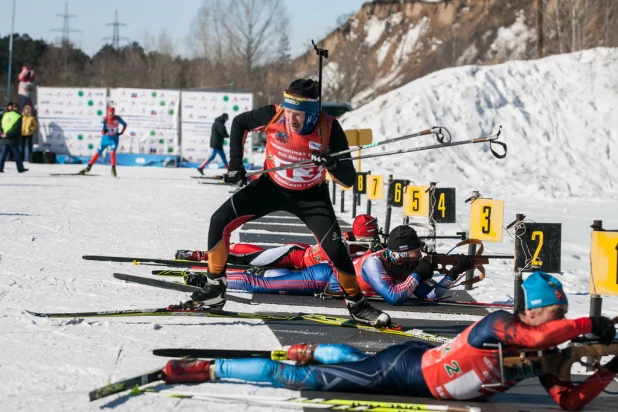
[191, 0, 289, 89]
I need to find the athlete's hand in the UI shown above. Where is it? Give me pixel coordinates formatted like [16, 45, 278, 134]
[224, 167, 247, 187]
[311, 151, 338, 171]
[590, 316, 616, 345]
[412, 259, 434, 282]
[449, 254, 473, 277]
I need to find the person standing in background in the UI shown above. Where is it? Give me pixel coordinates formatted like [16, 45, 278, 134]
[0, 103, 28, 173]
[20, 104, 37, 161]
[197, 113, 229, 174]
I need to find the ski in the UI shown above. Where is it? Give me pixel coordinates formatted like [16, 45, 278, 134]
[83, 255, 211, 268]
[151, 265, 290, 277]
[112, 273, 254, 305]
[89, 368, 164, 401]
[50, 173, 98, 177]
[191, 175, 224, 180]
[26, 305, 451, 343]
[199, 181, 232, 186]
[146, 390, 481, 411]
[316, 291, 512, 309]
[26, 306, 299, 321]
[153, 348, 291, 360]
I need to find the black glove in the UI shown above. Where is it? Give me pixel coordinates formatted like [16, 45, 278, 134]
[605, 356, 618, 373]
[449, 254, 473, 277]
[590, 316, 616, 345]
[412, 259, 434, 282]
[223, 167, 247, 186]
[311, 151, 338, 171]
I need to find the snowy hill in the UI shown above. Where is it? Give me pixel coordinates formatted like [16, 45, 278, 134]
[340, 48, 618, 200]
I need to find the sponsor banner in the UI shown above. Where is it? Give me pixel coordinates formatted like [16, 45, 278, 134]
[180, 91, 253, 163]
[110, 88, 180, 155]
[37, 87, 107, 156]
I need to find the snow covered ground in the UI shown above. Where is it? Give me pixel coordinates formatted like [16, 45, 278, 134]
[1, 48, 617, 411]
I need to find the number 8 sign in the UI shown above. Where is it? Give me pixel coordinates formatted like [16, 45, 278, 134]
[469, 199, 504, 242]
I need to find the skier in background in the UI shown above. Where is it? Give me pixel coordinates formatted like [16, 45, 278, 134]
[160, 271, 618, 411]
[78, 107, 127, 177]
[197, 113, 229, 174]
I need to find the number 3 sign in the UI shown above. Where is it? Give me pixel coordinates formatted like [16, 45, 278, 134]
[469, 199, 504, 242]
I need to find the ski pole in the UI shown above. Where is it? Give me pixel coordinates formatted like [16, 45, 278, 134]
[246, 126, 449, 177]
[343, 126, 506, 162]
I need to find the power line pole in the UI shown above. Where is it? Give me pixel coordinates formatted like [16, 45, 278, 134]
[536, 0, 543, 58]
[6, 0, 16, 102]
[51, 1, 81, 45]
[104, 10, 129, 49]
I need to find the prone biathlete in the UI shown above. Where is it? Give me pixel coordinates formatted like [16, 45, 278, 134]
[79, 107, 127, 177]
[160, 271, 618, 410]
[184, 225, 470, 305]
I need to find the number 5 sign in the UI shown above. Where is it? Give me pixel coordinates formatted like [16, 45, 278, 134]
[590, 231, 618, 296]
[403, 186, 429, 217]
[366, 174, 384, 200]
[469, 199, 504, 242]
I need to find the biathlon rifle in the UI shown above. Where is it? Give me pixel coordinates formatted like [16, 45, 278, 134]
[501, 338, 618, 382]
[422, 239, 514, 286]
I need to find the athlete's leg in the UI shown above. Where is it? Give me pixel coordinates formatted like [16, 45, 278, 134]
[206, 176, 286, 275]
[227, 265, 331, 294]
[214, 341, 431, 395]
[198, 150, 218, 169]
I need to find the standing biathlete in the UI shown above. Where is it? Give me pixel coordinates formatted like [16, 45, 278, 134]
[79, 107, 127, 177]
[188, 79, 390, 326]
[162, 271, 618, 410]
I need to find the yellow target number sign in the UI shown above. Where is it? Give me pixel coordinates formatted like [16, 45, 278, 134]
[590, 231, 618, 296]
[469, 199, 505, 242]
[403, 186, 429, 217]
[366, 175, 384, 200]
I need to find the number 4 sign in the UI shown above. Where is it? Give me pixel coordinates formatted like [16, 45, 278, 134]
[469, 199, 504, 242]
[590, 231, 618, 296]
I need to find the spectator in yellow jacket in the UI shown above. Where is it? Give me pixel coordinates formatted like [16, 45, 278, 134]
[20, 104, 37, 161]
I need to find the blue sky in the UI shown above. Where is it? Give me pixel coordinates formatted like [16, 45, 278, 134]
[1, 0, 367, 57]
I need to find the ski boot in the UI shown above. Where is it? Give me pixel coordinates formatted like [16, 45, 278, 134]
[180, 299, 225, 310]
[287, 343, 319, 364]
[197, 167, 204, 175]
[111, 166, 117, 177]
[188, 273, 227, 308]
[163, 359, 215, 384]
[77, 164, 91, 175]
[346, 294, 391, 327]
[175, 250, 208, 261]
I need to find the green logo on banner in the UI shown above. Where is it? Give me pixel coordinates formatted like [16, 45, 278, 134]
[168, 147, 174, 153]
[78, 134, 84, 140]
[168, 109, 174, 115]
[159, 139, 164, 144]
[88, 100, 93, 106]
[233, 105, 239, 111]
[97, 110, 102, 116]
[160, 101, 165, 106]
[223, 95, 229, 102]
[150, 130, 156, 136]
[88, 143, 94, 149]
[78, 90, 84, 97]
[151, 91, 157, 97]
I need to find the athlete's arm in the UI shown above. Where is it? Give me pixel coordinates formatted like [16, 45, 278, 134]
[539, 368, 617, 411]
[101, 118, 107, 135]
[229, 105, 277, 167]
[117, 116, 127, 135]
[327, 120, 356, 188]
[468, 311, 593, 349]
[361, 256, 420, 305]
